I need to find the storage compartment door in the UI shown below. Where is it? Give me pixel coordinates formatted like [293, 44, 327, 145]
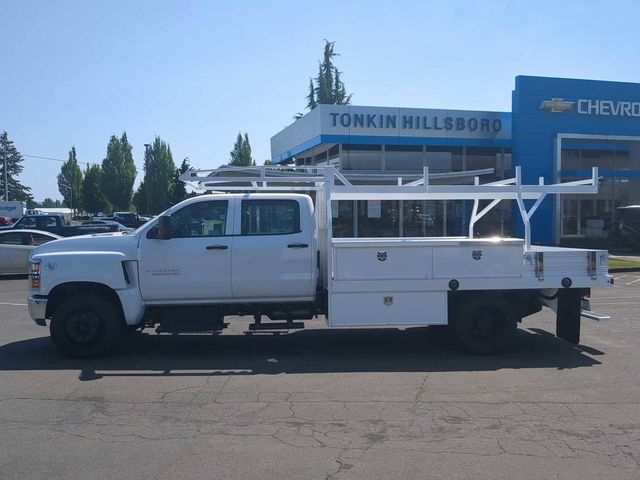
[329, 291, 447, 327]
[334, 246, 431, 280]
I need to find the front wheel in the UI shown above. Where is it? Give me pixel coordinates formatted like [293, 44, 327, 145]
[50, 293, 123, 358]
[451, 295, 516, 355]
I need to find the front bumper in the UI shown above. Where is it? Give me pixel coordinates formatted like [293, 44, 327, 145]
[28, 295, 48, 326]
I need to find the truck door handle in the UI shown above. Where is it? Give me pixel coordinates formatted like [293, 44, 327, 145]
[287, 243, 309, 248]
[206, 244, 228, 250]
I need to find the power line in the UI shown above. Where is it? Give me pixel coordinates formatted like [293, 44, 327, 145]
[22, 154, 93, 166]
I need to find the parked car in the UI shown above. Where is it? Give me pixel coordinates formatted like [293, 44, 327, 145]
[0, 216, 13, 226]
[0, 229, 61, 275]
[113, 212, 146, 228]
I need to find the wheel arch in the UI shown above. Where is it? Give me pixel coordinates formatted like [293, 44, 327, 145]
[448, 289, 542, 322]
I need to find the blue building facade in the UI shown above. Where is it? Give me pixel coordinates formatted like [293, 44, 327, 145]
[271, 76, 640, 244]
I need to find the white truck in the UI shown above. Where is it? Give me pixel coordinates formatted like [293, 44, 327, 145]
[0, 200, 26, 221]
[27, 166, 612, 357]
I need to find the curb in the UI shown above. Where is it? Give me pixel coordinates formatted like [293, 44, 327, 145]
[609, 267, 640, 273]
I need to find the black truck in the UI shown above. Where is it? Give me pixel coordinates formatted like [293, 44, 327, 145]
[112, 211, 150, 228]
[0, 214, 119, 237]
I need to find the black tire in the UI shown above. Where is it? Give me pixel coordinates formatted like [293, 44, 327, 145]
[451, 295, 516, 355]
[50, 293, 123, 358]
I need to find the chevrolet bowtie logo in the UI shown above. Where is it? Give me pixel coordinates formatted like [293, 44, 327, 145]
[539, 98, 575, 113]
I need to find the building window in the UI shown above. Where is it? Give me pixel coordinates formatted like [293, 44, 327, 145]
[385, 145, 424, 171]
[357, 200, 399, 237]
[342, 144, 382, 170]
[314, 150, 328, 164]
[465, 146, 501, 178]
[560, 142, 639, 239]
[402, 200, 443, 236]
[331, 200, 354, 237]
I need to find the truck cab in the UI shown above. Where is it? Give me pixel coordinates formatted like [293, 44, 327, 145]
[138, 193, 317, 302]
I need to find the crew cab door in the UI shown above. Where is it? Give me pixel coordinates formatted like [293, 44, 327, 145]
[231, 198, 315, 300]
[138, 200, 233, 301]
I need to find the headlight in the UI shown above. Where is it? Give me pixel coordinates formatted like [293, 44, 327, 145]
[29, 260, 41, 289]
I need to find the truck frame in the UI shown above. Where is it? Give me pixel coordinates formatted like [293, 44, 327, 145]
[28, 165, 612, 357]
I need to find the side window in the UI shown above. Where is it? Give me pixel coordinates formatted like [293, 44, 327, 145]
[44, 217, 58, 228]
[241, 200, 300, 235]
[22, 217, 36, 229]
[0, 233, 26, 245]
[30, 233, 55, 246]
[170, 201, 228, 238]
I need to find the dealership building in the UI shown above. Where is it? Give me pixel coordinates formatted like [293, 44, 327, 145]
[271, 76, 640, 244]
[269, 76, 640, 245]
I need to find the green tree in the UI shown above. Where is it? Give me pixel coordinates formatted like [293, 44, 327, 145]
[264, 159, 273, 165]
[133, 136, 176, 214]
[229, 132, 254, 166]
[101, 132, 137, 211]
[132, 180, 148, 214]
[306, 77, 318, 110]
[37, 198, 63, 208]
[82, 164, 110, 214]
[0, 131, 34, 203]
[302, 40, 352, 114]
[171, 157, 191, 205]
[57, 146, 83, 211]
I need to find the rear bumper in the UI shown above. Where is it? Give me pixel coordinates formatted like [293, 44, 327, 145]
[28, 295, 48, 326]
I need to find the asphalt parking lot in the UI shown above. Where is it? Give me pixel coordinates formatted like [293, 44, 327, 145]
[1, 277, 639, 480]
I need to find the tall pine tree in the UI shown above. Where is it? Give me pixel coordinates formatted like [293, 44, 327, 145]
[57, 146, 83, 211]
[0, 131, 33, 204]
[301, 40, 352, 116]
[101, 132, 137, 211]
[229, 132, 254, 166]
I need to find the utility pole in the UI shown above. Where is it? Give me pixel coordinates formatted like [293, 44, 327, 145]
[144, 143, 152, 215]
[2, 138, 7, 201]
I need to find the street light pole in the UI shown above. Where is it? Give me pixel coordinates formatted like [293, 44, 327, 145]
[2, 138, 7, 201]
[59, 180, 72, 214]
[144, 143, 152, 215]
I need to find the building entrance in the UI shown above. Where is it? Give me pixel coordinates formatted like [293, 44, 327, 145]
[557, 135, 640, 242]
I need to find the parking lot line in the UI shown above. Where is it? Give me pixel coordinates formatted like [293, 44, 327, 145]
[625, 278, 640, 286]
[0, 301, 27, 306]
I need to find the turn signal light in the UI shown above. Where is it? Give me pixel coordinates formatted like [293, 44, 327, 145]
[30, 262, 41, 289]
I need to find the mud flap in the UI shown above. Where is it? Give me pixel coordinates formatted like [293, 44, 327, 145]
[556, 289, 581, 344]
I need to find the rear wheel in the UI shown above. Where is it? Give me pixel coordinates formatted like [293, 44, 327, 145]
[50, 293, 123, 358]
[451, 295, 516, 355]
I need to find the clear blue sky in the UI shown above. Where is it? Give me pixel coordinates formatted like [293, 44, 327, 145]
[2, 0, 639, 201]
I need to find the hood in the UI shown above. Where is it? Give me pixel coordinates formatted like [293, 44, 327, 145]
[32, 231, 140, 259]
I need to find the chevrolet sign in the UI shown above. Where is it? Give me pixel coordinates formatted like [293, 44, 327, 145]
[539, 98, 575, 113]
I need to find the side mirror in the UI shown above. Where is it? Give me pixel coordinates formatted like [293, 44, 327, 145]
[156, 215, 172, 240]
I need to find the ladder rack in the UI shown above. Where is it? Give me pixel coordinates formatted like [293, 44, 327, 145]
[180, 165, 600, 251]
